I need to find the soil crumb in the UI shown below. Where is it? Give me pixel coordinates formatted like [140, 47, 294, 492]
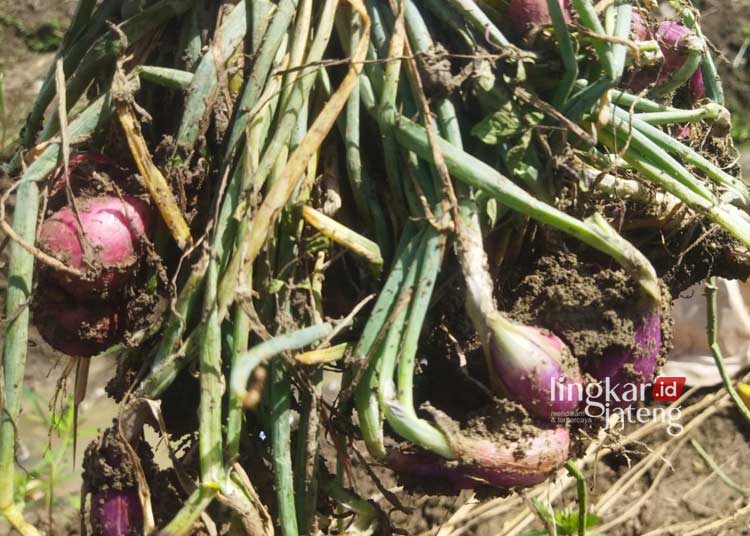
[502, 252, 672, 364]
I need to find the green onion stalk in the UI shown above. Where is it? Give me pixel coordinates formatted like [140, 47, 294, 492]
[571, 0, 616, 80]
[137, 0, 369, 407]
[318, 477, 385, 536]
[175, 0, 249, 152]
[231, 325, 333, 536]
[547, 0, 578, 107]
[377, 228, 455, 459]
[286, 112, 327, 536]
[347, 3, 596, 486]
[137, 0, 300, 401]
[440, 0, 513, 50]
[224, 0, 300, 159]
[1, 88, 113, 535]
[223, 40, 288, 452]
[390, 116, 661, 301]
[13, 0, 119, 161]
[408, 0, 587, 440]
[352, 225, 423, 459]
[0, 164, 43, 536]
[347, 2, 453, 462]
[160, 323, 332, 532]
[141, 2, 304, 528]
[633, 102, 729, 126]
[599, 114, 750, 245]
[191, 30, 279, 497]
[39, 0, 193, 143]
[159, 484, 220, 536]
[197, 254, 224, 486]
[224, 0, 356, 531]
[269, 84, 315, 536]
[175, 1, 216, 72]
[608, 104, 749, 207]
[343, 5, 390, 255]
[228, 4, 338, 533]
[357, 0, 660, 301]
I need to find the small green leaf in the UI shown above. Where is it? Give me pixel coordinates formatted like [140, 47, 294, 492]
[555, 510, 578, 534]
[306, 233, 331, 254]
[505, 130, 535, 173]
[554, 509, 602, 535]
[472, 100, 522, 145]
[472, 97, 543, 147]
[268, 279, 286, 294]
[295, 279, 313, 291]
[474, 60, 501, 94]
[530, 497, 556, 526]
[485, 197, 498, 227]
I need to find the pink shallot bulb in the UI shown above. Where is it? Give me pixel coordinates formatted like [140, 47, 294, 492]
[486, 313, 583, 420]
[388, 426, 570, 489]
[39, 196, 152, 298]
[508, 0, 570, 36]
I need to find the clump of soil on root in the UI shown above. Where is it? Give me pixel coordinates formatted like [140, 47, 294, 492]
[651, 226, 750, 296]
[82, 424, 156, 498]
[459, 399, 537, 448]
[501, 252, 673, 368]
[386, 399, 538, 495]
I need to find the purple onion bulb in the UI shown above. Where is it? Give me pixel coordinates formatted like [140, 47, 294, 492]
[90, 488, 142, 536]
[388, 427, 570, 489]
[586, 311, 661, 408]
[627, 20, 703, 99]
[508, 0, 570, 36]
[688, 68, 705, 101]
[487, 313, 583, 420]
[655, 22, 701, 88]
[630, 11, 650, 41]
